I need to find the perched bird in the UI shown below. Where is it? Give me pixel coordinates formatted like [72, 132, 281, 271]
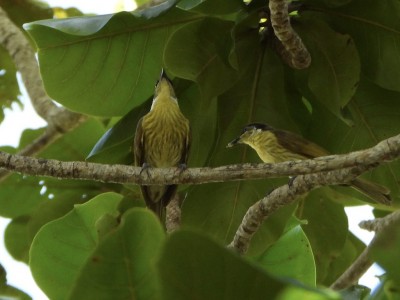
[227, 123, 391, 205]
[134, 70, 191, 219]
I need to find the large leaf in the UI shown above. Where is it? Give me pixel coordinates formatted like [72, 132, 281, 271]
[294, 18, 360, 117]
[87, 100, 151, 164]
[323, 232, 365, 285]
[0, 0, 53, 121]
[1, 120, 113, 263]
[158, 230, 285, 300]
[0, 120, 106, 218]
[303, 0, 400, 92]
[68, 208, 165, 300]
[182, 30, 302, 254]
[30, 192, 124, 300]
[0, 0, 52, 27]
[164, 18, 237, 99]
[370, 215, 400, 284]
[23, 4, 204, 116]
[297, 189, 349, 285]
[305, 77, 400, 205]
[158, 230, 339, 300]
[257, 225, 316, 286]
[177, 0, 244, 15]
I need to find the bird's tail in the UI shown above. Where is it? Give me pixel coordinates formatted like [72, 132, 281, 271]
[141, 185, 177, 221]
[350, 178, 391, 205]
[146, 199, 166, 221]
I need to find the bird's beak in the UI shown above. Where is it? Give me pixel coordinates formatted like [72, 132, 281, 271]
[160, 69, 172, 83]
[226, 137, 241, 148]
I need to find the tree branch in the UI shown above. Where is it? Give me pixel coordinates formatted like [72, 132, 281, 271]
[0, 6, 87, 182]
[330, 211, 400, 290]
[0, 133, 399, 184]
[227, 164, 373, 254]
[0, 7, 86, 131]
[0, 127, 62, 182]
[269, 0, 311, 69]
[359, 210, 400, 233]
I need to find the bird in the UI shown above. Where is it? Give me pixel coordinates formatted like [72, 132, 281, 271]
[227, 123, 391, 205]
[134, 70, 191, 219]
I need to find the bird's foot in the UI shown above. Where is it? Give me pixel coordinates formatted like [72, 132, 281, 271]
[175, 163, 187, 175]
[140, 163, 152, 178]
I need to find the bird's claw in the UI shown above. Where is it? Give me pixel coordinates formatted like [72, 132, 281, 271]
[175, 163, 187, 175]
[140, 163, 152, 178]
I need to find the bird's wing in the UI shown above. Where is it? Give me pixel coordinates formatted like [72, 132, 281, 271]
[134, 117, 145, 166]
[181, 124, 191, 165]
[274, 129, 329, 158]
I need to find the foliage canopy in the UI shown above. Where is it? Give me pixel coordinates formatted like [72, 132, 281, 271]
[1, 0, 400, 299]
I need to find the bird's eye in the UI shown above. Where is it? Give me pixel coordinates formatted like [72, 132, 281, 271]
[242, 126, 252, 134]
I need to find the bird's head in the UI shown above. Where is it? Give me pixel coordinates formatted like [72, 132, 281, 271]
[151, 70, 177, 110]
[226, 123, 274, 148]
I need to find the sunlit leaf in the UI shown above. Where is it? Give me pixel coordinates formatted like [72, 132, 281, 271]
[257, 225, 316, 286]
[68, 208, 165, 300]
[24, 5, 203, 116]
[30, 193, 124, 300]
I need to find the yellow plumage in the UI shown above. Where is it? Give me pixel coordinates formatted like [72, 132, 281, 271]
[134, 72, 190, 219]
[227, 123, 391, 205]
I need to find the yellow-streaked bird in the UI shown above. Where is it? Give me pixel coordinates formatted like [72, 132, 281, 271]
[227, 123, 391, 205]
[134, 70, 191, 219]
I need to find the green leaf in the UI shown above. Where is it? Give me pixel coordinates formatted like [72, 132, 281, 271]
[305, 77, 400, 205]
[158, 230, 287, 300]
[24, 7, 202, 116]
[297, 190, 348, 285]
[158, 230, 339, 300]
[0, 264, 31, 300]
[30, 192, 124, 300]
[0, 47, 20, 117]
[177, 81, 218, 167]
[182, 35, 302, 254]
[87, 100, 150, 164]
[183, 181, 296, 255]
[302, 0, 353, 8]
[294, 18, 360, 117]
[177, 0, 244, 15]
[164, 18, 237, 98]
[68, 208, 165, 300]
[0, 0, 52, 27]
[371, 275, 400, 300]
[0, 120, 106, 218]
[370, 215, 400, 284]
[322, 232, 365, 285]
[4, 216, 31, 262]
[338, 285, 371, 300]
[257, 225, 316, 286]
[305, 0, 400, 92]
